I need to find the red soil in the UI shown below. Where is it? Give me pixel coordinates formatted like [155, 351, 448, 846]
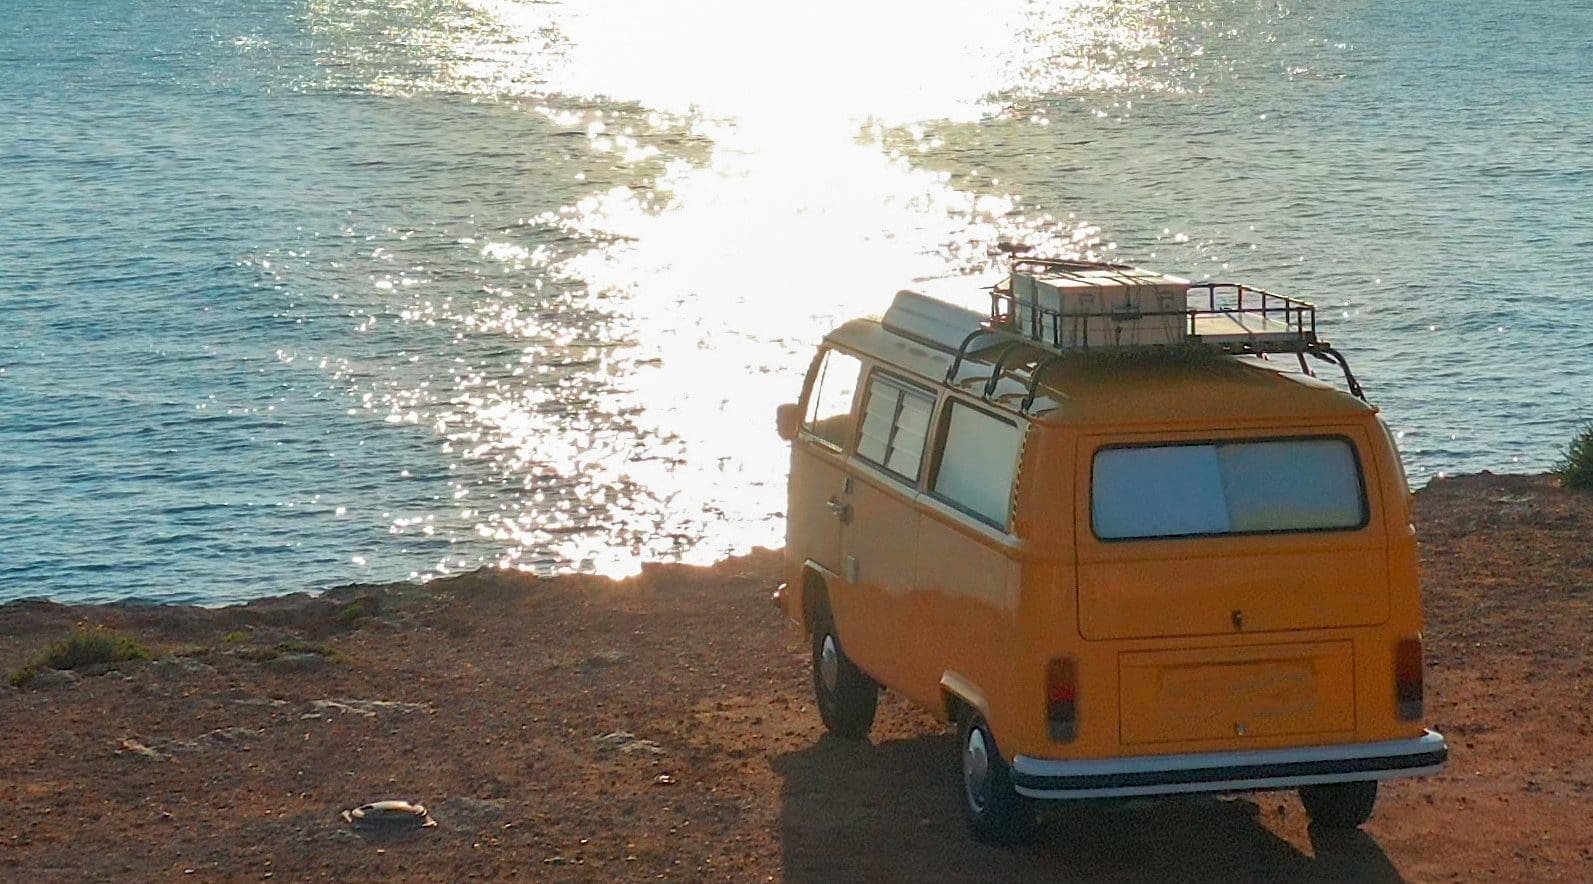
[0, 472, 1588, 881]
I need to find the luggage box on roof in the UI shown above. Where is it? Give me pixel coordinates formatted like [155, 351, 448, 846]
[1011, 266, 1190, 349]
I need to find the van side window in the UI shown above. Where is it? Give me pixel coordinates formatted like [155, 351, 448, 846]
[1092, 437, 1367, 540]
[855, 374, 934, 482]
[803, 350, 863, 448]
[932, 402, 1021, 528]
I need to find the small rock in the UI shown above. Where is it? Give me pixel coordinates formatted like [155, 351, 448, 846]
[653, 774, 676, 786]
[29, 669, 81, 690]
[232, 696, 289, 708]
[303, 698, 432, 719]
[203, 727, 259, 745]
[581, 650, 627, 669]
[120, 738, 172, 760]
[594, 731, 665, 756]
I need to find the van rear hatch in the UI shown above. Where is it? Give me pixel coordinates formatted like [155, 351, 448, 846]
[1118, 642, 1356, 744]
[1075, 433, 1388, 640]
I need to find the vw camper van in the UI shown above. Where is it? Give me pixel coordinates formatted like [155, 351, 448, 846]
[773, 259, 1447, 843]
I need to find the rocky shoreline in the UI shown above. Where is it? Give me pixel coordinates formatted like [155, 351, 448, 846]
[2, 473, 1589, 881]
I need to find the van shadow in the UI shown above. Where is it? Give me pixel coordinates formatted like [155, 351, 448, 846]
[773, 734, 1404, 883]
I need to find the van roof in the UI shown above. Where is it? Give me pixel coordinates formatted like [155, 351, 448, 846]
[824, 316, 1376, 428]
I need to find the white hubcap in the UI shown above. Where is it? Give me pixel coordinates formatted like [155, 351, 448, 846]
[964, 726, 991, 812]
[820, 634, 840, 691]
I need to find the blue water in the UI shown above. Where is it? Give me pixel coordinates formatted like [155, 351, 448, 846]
[2, 1, 1589, 604]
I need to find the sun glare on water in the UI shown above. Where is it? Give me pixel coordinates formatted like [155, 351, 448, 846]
[302, 0, 1179, 577]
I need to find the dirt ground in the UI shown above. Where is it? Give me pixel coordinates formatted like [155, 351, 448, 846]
[1, 472, 1588, 882]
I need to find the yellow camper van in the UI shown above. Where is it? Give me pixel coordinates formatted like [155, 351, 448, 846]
[774, 259, 1447, 843]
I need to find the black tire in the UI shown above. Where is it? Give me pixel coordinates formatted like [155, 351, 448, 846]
[957, 708, 1038, 845]
[1299, 780, 1378, 828]
[810, 613, 878, 739]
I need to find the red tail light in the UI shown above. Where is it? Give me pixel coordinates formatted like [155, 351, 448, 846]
[1047, 657, 1077, 742]
[1395, 636, 1424, 721]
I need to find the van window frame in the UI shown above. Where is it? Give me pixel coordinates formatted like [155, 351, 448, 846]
[853, 367, 937, 488]
[1088, 433, 1371, 543]
[798, 346, 864, 454]
[926, 396, 1022, 532]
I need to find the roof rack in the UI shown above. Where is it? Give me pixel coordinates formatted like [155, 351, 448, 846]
[940, 262, 1366, 410]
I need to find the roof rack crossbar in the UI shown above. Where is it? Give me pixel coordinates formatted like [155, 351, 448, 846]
[944, 324, 1045, 386]
[1311, 346, 1366, 401]
[944, 329, 988, 385]
[981, 342, 1032, 400]
[1020, 354, 1067, 414]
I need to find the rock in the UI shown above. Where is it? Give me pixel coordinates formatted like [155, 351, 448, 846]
[120, 726, 260, 758]
[302, 698, 431, 719]
[262, 652, 330, 673]
[202, 726, 259, 746]
[231, 696, 289, 708]
[581, 650, 627, 669]
[29, 668, 81, 690]
[152, 658, 216, 678]
[593, 731, 665, 756]
[119, 738, 171, 761]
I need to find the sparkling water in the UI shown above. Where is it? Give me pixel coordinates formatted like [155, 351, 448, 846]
[2, 0, 1589, 602]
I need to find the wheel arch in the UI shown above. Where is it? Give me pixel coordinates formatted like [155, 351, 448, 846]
[800, 562, 834, 633]
[939, 670, 991, 727]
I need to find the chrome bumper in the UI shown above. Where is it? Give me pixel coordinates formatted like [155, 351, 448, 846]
[1011, 730, 1447, 800]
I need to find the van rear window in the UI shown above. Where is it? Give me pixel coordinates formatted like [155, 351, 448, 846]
[1092, 438, 1367, 540]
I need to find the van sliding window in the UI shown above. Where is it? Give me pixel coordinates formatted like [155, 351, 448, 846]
[932, 402, 1022, 528]
[855, 375, 934, 483]
[1092, 437, 1368, 540]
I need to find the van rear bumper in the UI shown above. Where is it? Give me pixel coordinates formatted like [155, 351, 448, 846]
[1011, 730, 1446, 800]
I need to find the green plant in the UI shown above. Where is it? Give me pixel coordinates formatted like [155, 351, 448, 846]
[339, 601, 370, 629]
[1559, 421, 1593, 491]
[223, 630, 250, 644]
[10, 627, 154, 687]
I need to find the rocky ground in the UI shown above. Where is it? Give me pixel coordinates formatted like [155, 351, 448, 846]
[1, 473, 1589, 882]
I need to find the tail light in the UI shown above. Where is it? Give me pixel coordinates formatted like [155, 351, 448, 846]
[1047, 657, 1077, 742]
[1395, 636, 1424, 721]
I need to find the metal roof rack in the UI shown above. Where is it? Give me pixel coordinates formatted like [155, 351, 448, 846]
[942, 263, 1366, 411]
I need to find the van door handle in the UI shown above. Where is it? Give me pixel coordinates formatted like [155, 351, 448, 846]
[826, 497, 852, 522]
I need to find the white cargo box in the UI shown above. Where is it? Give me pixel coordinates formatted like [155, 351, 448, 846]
[1012, 267, 1190, 349]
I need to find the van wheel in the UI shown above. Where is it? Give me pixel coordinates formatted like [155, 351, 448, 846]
[958, 709, 1037, 844]
[1299, 780, 1378, 828]
[811, 615, 877, 739]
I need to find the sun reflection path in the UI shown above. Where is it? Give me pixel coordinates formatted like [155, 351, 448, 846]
[303, 0, 1196, 577]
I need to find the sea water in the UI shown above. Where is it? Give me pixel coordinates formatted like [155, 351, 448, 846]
[2, 0, 1589, 603]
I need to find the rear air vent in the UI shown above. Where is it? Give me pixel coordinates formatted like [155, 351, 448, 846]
[881, 290, 990, 354]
